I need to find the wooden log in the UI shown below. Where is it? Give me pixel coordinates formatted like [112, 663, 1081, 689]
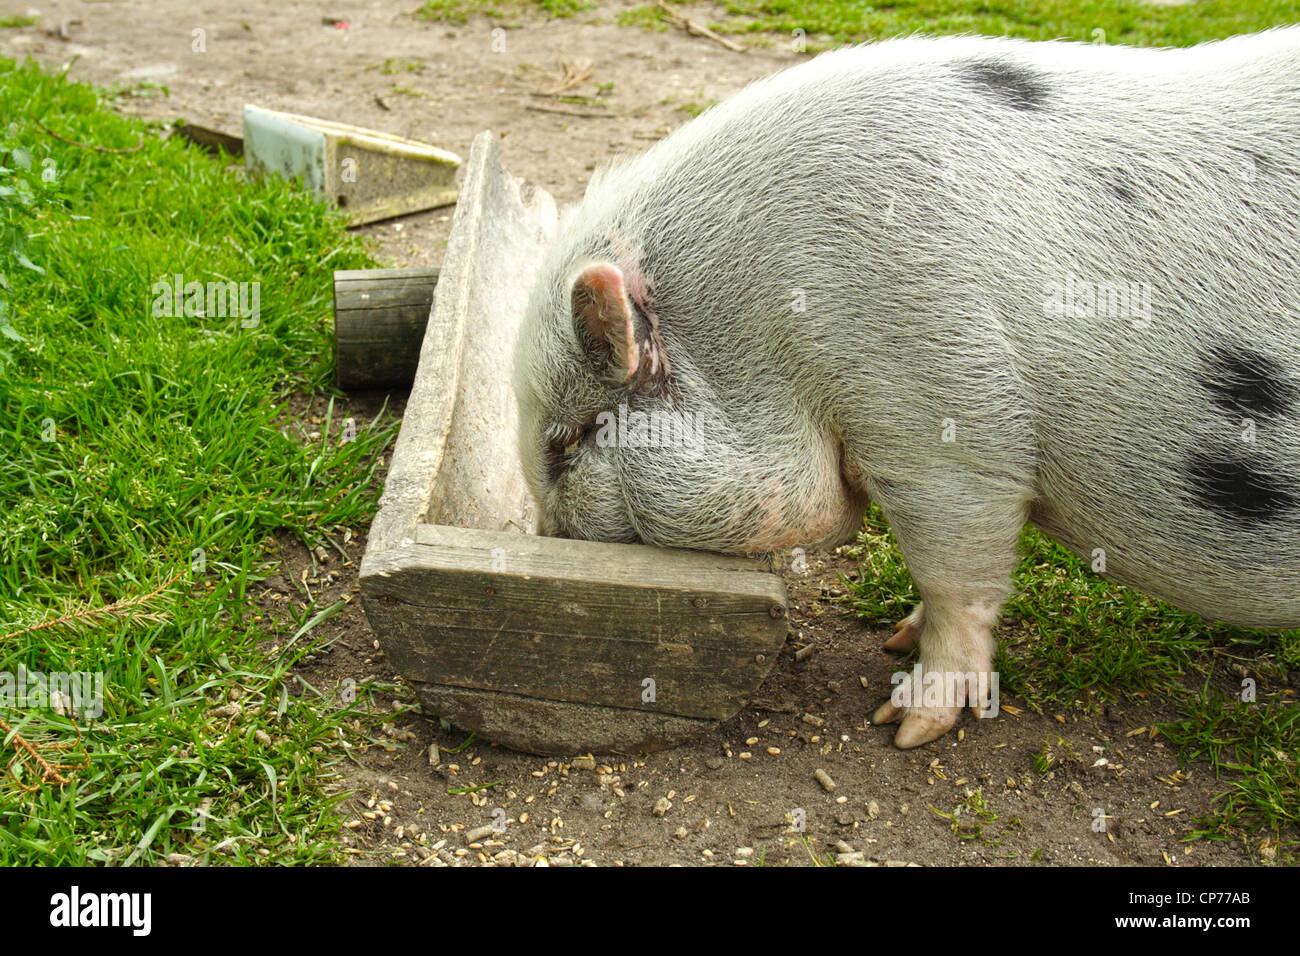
[359, 131, 789, 755]
[333, 266, 438, 390]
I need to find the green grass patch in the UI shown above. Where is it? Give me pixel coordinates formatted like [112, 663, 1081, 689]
[378, 57, 425, 74]
[662, 91, 719, 117]
[842, 505, 1300, 843]
[930, 790, 1021, 848]
[1160, 692, 1300, 840]
[0, 57, 395, 863]
[416, 0, 595, 26]
[0, 15, 39, 28]
[424, 0, 1300, 48]
[664, 0, 1300, 47]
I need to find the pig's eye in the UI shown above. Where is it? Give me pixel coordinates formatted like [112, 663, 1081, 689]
[545, 422, 596, 479]
[552, 424, 590, 456]
[560, 427, 586, 457]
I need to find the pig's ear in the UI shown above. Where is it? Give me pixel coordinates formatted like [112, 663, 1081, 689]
[571, 262, 669, 392]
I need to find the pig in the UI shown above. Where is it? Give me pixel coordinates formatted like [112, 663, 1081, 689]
[511, 28, 1300, 748]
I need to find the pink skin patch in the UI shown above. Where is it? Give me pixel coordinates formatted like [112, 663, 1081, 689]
[741, 435, 864, 552]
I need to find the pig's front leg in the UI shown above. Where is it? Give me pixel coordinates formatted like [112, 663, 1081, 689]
[867, 474, 1029, 748]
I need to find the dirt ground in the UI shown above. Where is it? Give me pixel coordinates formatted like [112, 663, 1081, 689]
[3, 1, 1278, 866]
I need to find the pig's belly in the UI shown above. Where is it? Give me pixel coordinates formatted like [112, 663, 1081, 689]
[1028, 485, 1300, 631]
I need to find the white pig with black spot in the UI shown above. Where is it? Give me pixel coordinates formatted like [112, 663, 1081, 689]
[513, 29, 1300, 748]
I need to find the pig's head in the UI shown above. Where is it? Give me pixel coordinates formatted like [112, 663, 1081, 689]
[512, 246, 868, 555]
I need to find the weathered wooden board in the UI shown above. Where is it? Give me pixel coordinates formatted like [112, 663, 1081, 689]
[365, 527, 787, 720]
[364, 132, 544, 555]
[243, 105, 460, 226]
[176, 122, 244, 156]
[413, 687, 717, 756]
[358, 131, 789, 755]
[334, 266, 438, 390]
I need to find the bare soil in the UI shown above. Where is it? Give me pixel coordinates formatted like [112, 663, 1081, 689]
[3, 1, 1272, 866]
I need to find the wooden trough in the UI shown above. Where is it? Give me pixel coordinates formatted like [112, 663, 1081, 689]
[354, 132, 789, 755]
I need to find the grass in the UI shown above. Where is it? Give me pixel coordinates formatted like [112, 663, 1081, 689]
[412, 0, 1300, 48]
[930, 790, 1019, 847]
[634, 0, 1300, 47]
[417, 0, 594, 26]
[0, 57, 395, 863]
[1161, 692, 1300, 838]
[842, 505, 1300, 846]
[377, 58, 424, 75]
[663, 91, 718, 118]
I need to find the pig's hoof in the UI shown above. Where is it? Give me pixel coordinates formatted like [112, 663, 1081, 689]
[870, 699, 958, 747]
[883, 604, 923, 652]
[893, 709, 960, 749]
[871, 699, 903, 726]
[883, 621, 919, 652]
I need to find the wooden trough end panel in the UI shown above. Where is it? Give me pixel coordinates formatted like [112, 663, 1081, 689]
[364, 528, 787, 753]
[365, 526, 788, 717]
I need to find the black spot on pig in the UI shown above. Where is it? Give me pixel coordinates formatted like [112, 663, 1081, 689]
[1097, 167, 1151, 207]
[1200, 344, 1297, 417]
[960, 59, 1049, 112]
[1186, 452, 1296, 522]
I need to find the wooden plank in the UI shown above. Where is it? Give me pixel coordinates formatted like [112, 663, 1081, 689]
[335, 267, 441, 282]
[365, 131, 552, 555]
[335, 266, 438, 290]
[412, 521, 780, 580]
[333, 266, 439, 390]
[362, 528, 788, 720]
[335, 275, 437, 308]
[336, 303, 432, 329]
[176, 122, 244, 156]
